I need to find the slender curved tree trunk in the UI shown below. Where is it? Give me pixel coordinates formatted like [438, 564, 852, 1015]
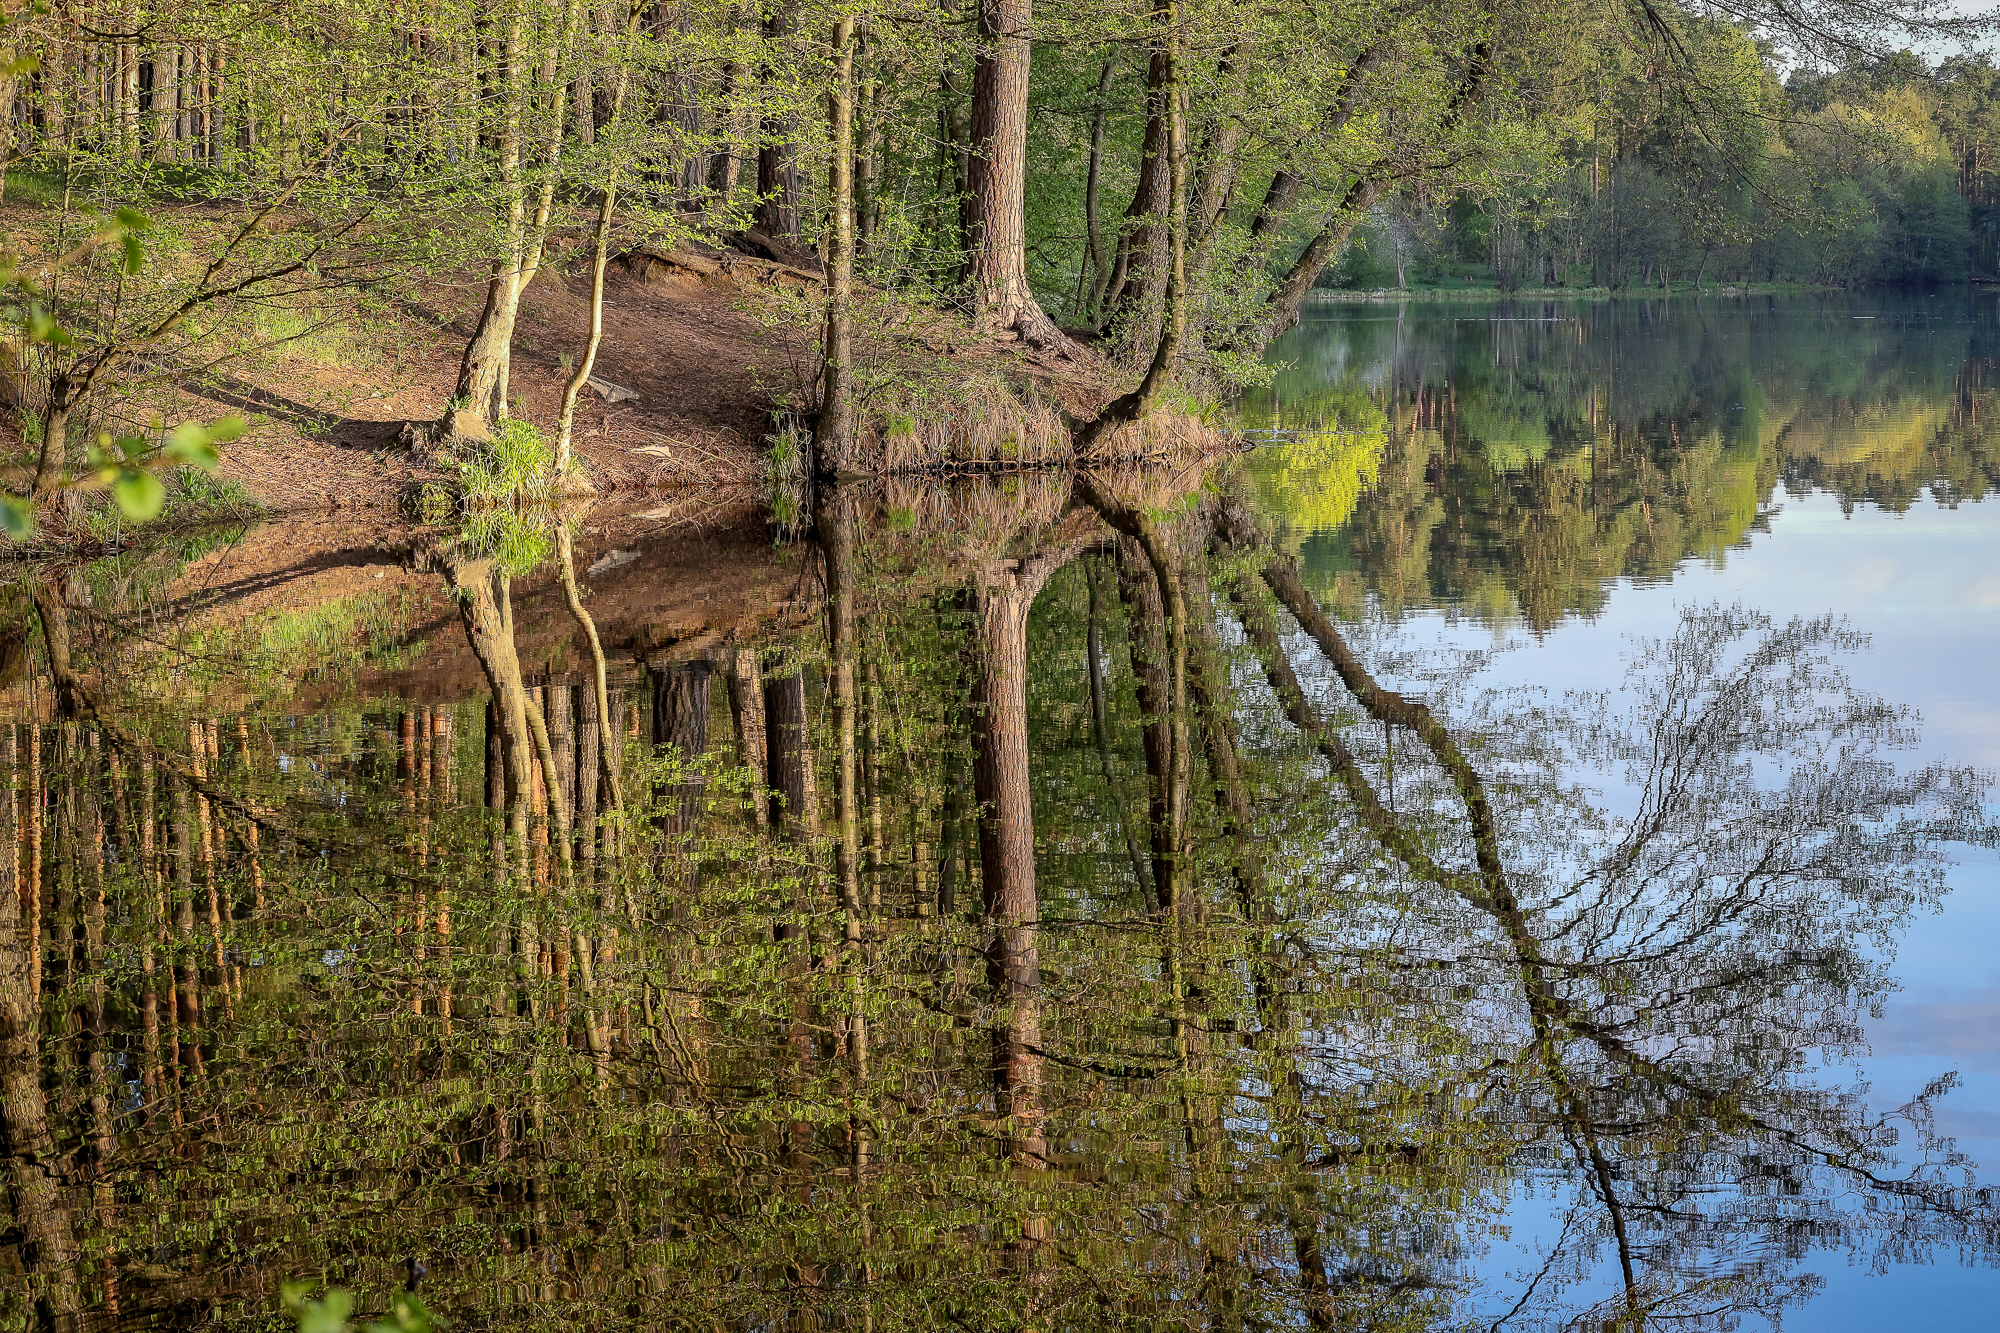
[1073, 61, 1116, 321]
[1262, 180, 1382, 340]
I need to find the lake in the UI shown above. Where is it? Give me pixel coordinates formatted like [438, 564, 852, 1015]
[3, 290, 1995, 1331]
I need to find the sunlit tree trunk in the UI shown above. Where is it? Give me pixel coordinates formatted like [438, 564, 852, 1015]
[966, 0, 1064, 345]
[820, 13, 858, 469]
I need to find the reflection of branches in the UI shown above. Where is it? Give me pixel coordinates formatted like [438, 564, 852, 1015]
[1214, 489, 1999, 1325]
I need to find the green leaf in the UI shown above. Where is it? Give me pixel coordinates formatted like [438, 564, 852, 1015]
[207, 415, 247, 443]
[165, 421, 225, 468]
[0, 496, 33, 542]
[112, 470, 164, 521]
[25, 307, 72, 347]
[281, 1286, 353, 1333]
[122, 233, 143, 275]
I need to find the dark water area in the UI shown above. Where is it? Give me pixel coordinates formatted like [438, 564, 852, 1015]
[3, 293, 1998, 1331]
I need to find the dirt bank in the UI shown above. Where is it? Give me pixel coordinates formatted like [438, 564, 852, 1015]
[194, 247, 790, 513]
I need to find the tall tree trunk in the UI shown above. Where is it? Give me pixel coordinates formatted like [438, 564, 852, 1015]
[448, 10, 529, 442]
[1101, 33, 1173, 338]
[0, 726, 83, 1326]
[820, 13, 857, 469]
[651, 0, 706, 200]
[1113, 538, 1176, 907]
[1084, 557, 1153, 898]
[972, 565, 1043, 937]
[1071, 2, 1186, 451]
[728, 647, 769, 828]
[966, 0, 1063, 344]
[707, 3, 752, 203]
[1261, 178, 1382, 340]
[973, 563, 1051, 1181]
[754, 2, 799, 239]
[1073, 61, 1115, 322]
[151, 44, 179, 161]
[941, 60, 972, 269]
[651, 661, 711, 860]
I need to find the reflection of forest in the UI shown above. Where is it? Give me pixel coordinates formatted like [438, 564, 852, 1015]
[1242, 295, 2000, 628]
[0, 474, 1992, 1331]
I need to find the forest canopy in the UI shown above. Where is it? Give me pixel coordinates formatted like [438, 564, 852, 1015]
[1327, 44, 2000, 291]
[0, 0, 1989, 517]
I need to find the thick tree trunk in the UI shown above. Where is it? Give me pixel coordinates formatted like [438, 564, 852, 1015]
[448, 11, 528, 442]
[151, 45, 179, 161]
[651, 1, 706, 200]
[764, 670, 818, 839]
[1189, 47, 1245, 244]
[972, 562, 1051, 1174]
[754, 2, 799, 240]
[971, 564, 1047, 928]
[651, 661, 712, 847]
[728, 647, 769, 828]
[966, 0, 1064, 344]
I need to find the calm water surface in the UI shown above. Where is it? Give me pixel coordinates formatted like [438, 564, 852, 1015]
[2, 292, 1995, 1330]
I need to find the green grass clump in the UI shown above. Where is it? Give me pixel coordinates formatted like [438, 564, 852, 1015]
[454, 418, 557, 574]
[458, 418, 555, 505]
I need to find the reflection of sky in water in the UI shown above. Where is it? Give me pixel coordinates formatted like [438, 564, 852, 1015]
[1373, 491, 2000, 1328]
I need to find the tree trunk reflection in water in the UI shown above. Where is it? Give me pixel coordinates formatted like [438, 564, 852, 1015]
[0, 726, 82, 1327]
[969, 550, 1064, 1308]
[0, 468, 1992, 1331]
[651, 660, 712, 894]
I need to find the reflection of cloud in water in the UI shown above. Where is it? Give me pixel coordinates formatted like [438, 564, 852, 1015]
[1869, 990, 2000, 1068]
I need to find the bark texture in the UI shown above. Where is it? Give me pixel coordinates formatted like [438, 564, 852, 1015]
[965, 0, 1063, 345]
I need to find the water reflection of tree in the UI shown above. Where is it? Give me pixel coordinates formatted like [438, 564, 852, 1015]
[1221, 494, 1996, 1326]
[0, 477, 1992, 1331]
[1249, 298, 2000, 630]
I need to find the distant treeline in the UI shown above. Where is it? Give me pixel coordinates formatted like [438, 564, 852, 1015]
[1324, 47, 2000, 291]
